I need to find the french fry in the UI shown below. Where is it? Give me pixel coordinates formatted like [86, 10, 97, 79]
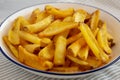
[3, 36, 18, 58]
[97, 23, 112, 54]
[79, 23, 109, 62]
[67, 55, 89, 65]
[79, 23, 100, 59]
[78, 45, 89, 60]
[24, 15, 54, 33]
[38, 43, 54, 61]
[23, 44, 40, 53]
[18, 45, 49, 70]
[54, 34, 67, 65]
[8, 17, 21, 45]
[39, 21, 78, 37]
[45, 5, 74, 18]
[90, 10, 100, 31]
[29, 8, 41, 23]
[68, 38, 86, 57]
[19, 31, 41, 44]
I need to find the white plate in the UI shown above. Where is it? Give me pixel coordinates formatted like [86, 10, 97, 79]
[0, 2, 120, 79]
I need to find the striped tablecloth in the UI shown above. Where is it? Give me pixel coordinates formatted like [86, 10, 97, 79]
[0, 0, 120, 80]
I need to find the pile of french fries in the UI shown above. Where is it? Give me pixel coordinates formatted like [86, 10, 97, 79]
[3, 5, 115, 73]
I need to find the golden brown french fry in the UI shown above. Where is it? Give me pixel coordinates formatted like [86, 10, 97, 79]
[79, 23, 100, 59]
[68, 38, 86, 57]
[8, 17, 21, 45]
[97, 23, 112, 54]
[78, 45, 89, 60]
[38, 43, 54, 61]
[23, 44, 40, 53]
[79, 23, 109, 62]
[3, 36, 18, 58]
[45, 5, 74, 18]
[24, 15, 54, 33]
[90, 10, 100, 31]
[19, 31, 41, 44]
[54, 35, 67, 65]
[39, 21, 78, 37]
[67, 55, 89, 65]
[29, 8, 41, 23]
[67, 32, 82, 45]
[18, 45, 52, 70]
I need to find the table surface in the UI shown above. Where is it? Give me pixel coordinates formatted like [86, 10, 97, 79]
[0, 0, 120, 80]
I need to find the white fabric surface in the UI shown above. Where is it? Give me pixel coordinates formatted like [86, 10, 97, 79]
[0, 0, 120, 80]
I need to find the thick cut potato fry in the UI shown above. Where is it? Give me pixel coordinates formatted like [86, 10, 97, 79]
[45, 5, 74, 18]
[19, 31, 41, 44]
[38, 43, 54, 60]
[39, 21, 78, 37]
[79, 23, 100, 59]
[23, 44, 40, 53]
[90, 10, 100, 31]
[24, 15, 54, 33]
[97, 23, 112, 54]
[67, 55, 89, 65]
[54, 35, 67, 65]
[29, 8, 41, 23]
[78, 45, 89, 60]
[8, 17, 21, 45]
[68, 38, 86, 57]
[18, 46, 52, 70]
[79, 23, 109, 62]
[3, 36, 18, 58]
